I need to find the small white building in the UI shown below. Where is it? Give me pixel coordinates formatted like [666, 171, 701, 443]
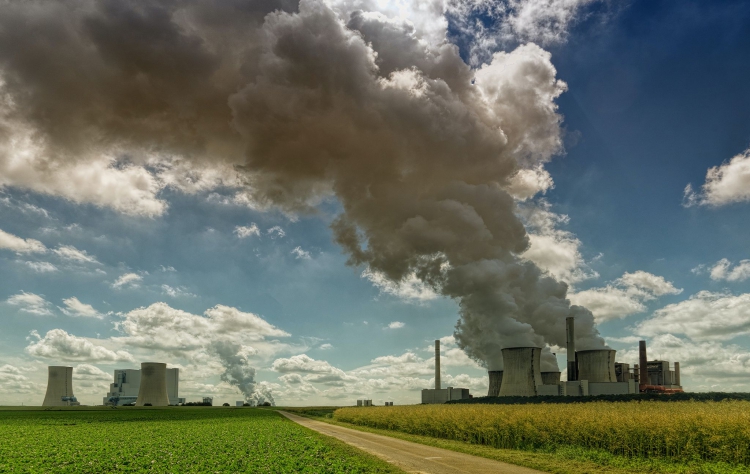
[103, 368, 185, 406]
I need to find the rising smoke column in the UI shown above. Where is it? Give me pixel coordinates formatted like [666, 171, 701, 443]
[212, 341, 275, 406]
[0, 0, 606, 372]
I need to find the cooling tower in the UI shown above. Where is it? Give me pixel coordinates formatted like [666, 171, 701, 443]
[42, 366, 75, 406]
[577, 350, 617, 383]
[541, 371, 561, 385]
[488, 370, 503, 396]
[135, 362, 169, 407]
[674, 362, 681, 386]
[434, 340, 440, 390]
[499, 347, 542, 397]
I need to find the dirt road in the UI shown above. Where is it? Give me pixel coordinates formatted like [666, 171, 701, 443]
[279, 411, 545, 474]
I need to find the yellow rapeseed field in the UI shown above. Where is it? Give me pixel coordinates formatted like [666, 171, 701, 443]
[334, 401, 750, 464]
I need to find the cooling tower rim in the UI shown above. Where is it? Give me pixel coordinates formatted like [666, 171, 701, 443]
[576, 349, 615, 354]
[501, 346, 542, 350]
[48, 365, 73, 368]
[141, 361, 167, 365]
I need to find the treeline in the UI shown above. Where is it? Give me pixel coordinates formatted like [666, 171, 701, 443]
[447, 392, 750, 405]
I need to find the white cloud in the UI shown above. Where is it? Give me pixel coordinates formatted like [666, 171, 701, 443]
[272, 354, 339, 374]
[319, 343, 333, 350]
[636, 291, 750, 341]
[569, 271, 682, 323]
[362, 268, 439, 303]
[267, 226, 286, 239]
[707, 258, 750, 283]
[59, 297, 103, 319]
[112, 273, 142, 289]
[52, 245, 99, 264]
[74, 364, 112, 381]
[505, 166, 554, 201]
[6, 291, 53, 316]
[684, 147, 750, 207]
[291, 246, 311, 259]
[447, 0, 600, 65]
[25, 329, 134, 362]
[159, 265, 177, 272]
[386, 321, 405, 329]
[520, 202, 598, 285]
[23, 261, 58, 273]
[0, 228, 46, 254]
[161, 284, 197, 298]
[113, 302, 290, 358]
[234, 224, 260, 239]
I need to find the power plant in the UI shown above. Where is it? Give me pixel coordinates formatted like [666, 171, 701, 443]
[42, 366, 79, 406]
[422, 340, 472, 403]
[486, 317, 683, 397]
[104, 365, 184, 406]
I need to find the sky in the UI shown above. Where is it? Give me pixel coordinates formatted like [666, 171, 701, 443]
[1, 0, 749, 406]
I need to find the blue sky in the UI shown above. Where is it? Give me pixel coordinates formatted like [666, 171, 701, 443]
[1, 0, 749, 405]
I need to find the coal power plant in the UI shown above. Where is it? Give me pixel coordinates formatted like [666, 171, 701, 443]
[104, 365, 183, 406]
[487, 317, 684, 397]
[422, 340, 472, 404]
[42, 366, 79, 406]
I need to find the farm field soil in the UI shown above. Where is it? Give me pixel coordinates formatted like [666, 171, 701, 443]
[318, 403, 750, 474]
[0, 406, 404, 473]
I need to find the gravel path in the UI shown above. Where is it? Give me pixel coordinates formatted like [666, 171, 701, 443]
[279, 411, 546, 474]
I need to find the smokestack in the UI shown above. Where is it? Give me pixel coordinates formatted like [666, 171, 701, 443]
[674, 362, 680, 386]
[135, 362, 170, 407]
[42, 366, 75, 406]
[435, 340, 440, 390]
[639, 340, 649, 386]
[566, 317, 578, 381]
[499, 347, 542, 397]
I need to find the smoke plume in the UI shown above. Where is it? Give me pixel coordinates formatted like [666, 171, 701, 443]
[0, 0, 605, 372]
[211, 341, 275, 406]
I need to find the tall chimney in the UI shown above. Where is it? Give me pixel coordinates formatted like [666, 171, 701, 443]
[674, 362, 680, 387]
[639, 340, 649, 387]
[566, 317, 578, 381]
[435, 339, 441, 390]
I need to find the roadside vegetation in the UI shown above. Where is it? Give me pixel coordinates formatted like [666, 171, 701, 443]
[0, 407, 402, 473]
[329, 402, 750, 474]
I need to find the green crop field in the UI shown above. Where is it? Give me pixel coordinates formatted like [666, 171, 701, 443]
[334, 401, 750, 473]
[0, 407, 402, 473]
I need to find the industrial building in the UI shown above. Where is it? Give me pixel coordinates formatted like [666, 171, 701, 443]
[421, 339, 472, 404]
[487, 317, 682, 397]
[104, 364, 184, 406]
[357, 399, 372, 406]
[42, 366, 80, 406]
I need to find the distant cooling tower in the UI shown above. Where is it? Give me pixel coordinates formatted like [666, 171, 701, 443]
[577, 350, 617, 383]
[541, 371, 561, 385]
[499, 347, 542, 397]
[135, 362, 170, 407]
[488, 370, 503, 397]
[42, 366, 76, 406]
[434, 340, 440, 390]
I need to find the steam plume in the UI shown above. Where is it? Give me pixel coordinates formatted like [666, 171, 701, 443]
[212, 341, 275, 406]
[0, 0, 605, 372]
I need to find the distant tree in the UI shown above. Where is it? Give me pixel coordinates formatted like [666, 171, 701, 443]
[144, 403, 152, 406]
[260, 402, 272, 407]
[243, 402, 250, 407]
[222, 403, 230, 407]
